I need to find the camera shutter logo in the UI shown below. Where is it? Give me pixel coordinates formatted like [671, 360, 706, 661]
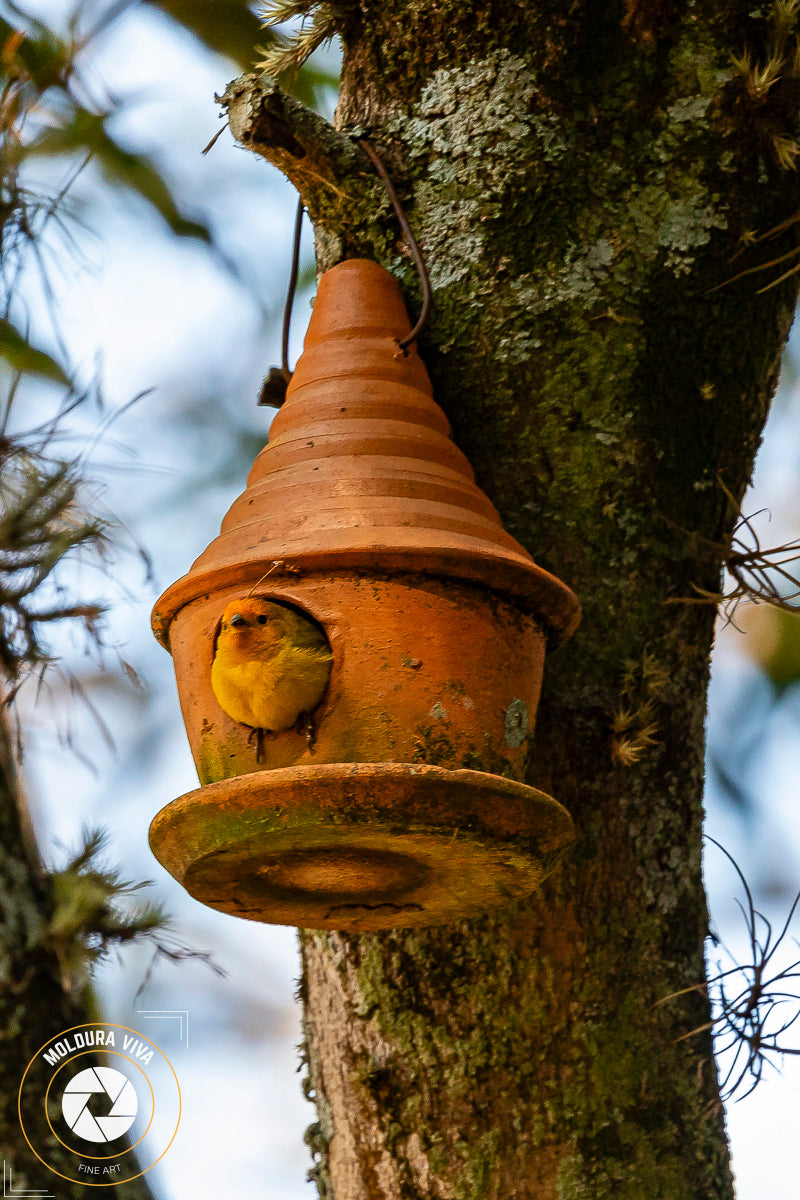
[18, 1023, 181, 1186]
[61, 1066, 138, 1144]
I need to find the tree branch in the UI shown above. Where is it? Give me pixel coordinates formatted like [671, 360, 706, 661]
[221, 73, 380, 244]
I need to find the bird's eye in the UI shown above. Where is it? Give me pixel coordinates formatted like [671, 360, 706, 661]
[257, 614, 268, 625]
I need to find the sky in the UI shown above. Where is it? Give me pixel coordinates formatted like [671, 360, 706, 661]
[5, 2, 800, 1197]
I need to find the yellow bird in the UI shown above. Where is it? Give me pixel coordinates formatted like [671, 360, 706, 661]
[211, 597, 332, 755]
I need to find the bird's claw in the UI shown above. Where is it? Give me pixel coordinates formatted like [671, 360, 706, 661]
[247, 727, 270, 763]
[246, 718, 316, 759]
[296, 712, 316, 751]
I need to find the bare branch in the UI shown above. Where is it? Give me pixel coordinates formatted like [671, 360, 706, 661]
[221, 73, 375, 222]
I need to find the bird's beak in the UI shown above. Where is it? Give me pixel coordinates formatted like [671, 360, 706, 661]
[230, 614, 247, 628]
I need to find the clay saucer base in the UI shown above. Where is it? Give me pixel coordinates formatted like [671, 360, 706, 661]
[149, 761, 574, 932]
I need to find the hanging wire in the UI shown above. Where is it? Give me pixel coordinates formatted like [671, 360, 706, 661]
[282, 197, 305, 381]
[259, 139, 430, 407]
[258, 197, 305, 408]
[356, 138, 432, 352]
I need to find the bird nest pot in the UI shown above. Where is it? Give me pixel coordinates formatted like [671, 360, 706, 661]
[149, 259, 580, 931]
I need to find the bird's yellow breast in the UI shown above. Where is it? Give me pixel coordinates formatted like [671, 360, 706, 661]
[211, 636, 332, 732]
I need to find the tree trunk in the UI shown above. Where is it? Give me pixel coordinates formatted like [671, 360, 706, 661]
[226, 3, 800, 1195]
[0, 710, 156, 1199]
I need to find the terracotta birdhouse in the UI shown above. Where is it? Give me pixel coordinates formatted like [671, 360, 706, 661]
[149, 259, 580, 931]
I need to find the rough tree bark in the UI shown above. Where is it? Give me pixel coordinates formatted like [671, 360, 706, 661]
[225, 3, 800, 1196]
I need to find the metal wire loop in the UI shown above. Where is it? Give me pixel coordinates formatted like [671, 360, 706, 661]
[356, 137, 432, 352]
[273, 138, 430, 398]
[282, 197, 305, 381]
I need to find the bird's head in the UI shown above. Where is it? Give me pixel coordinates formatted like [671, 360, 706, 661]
[218, 597, 286, 649]
[216, 597, 331, 666]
